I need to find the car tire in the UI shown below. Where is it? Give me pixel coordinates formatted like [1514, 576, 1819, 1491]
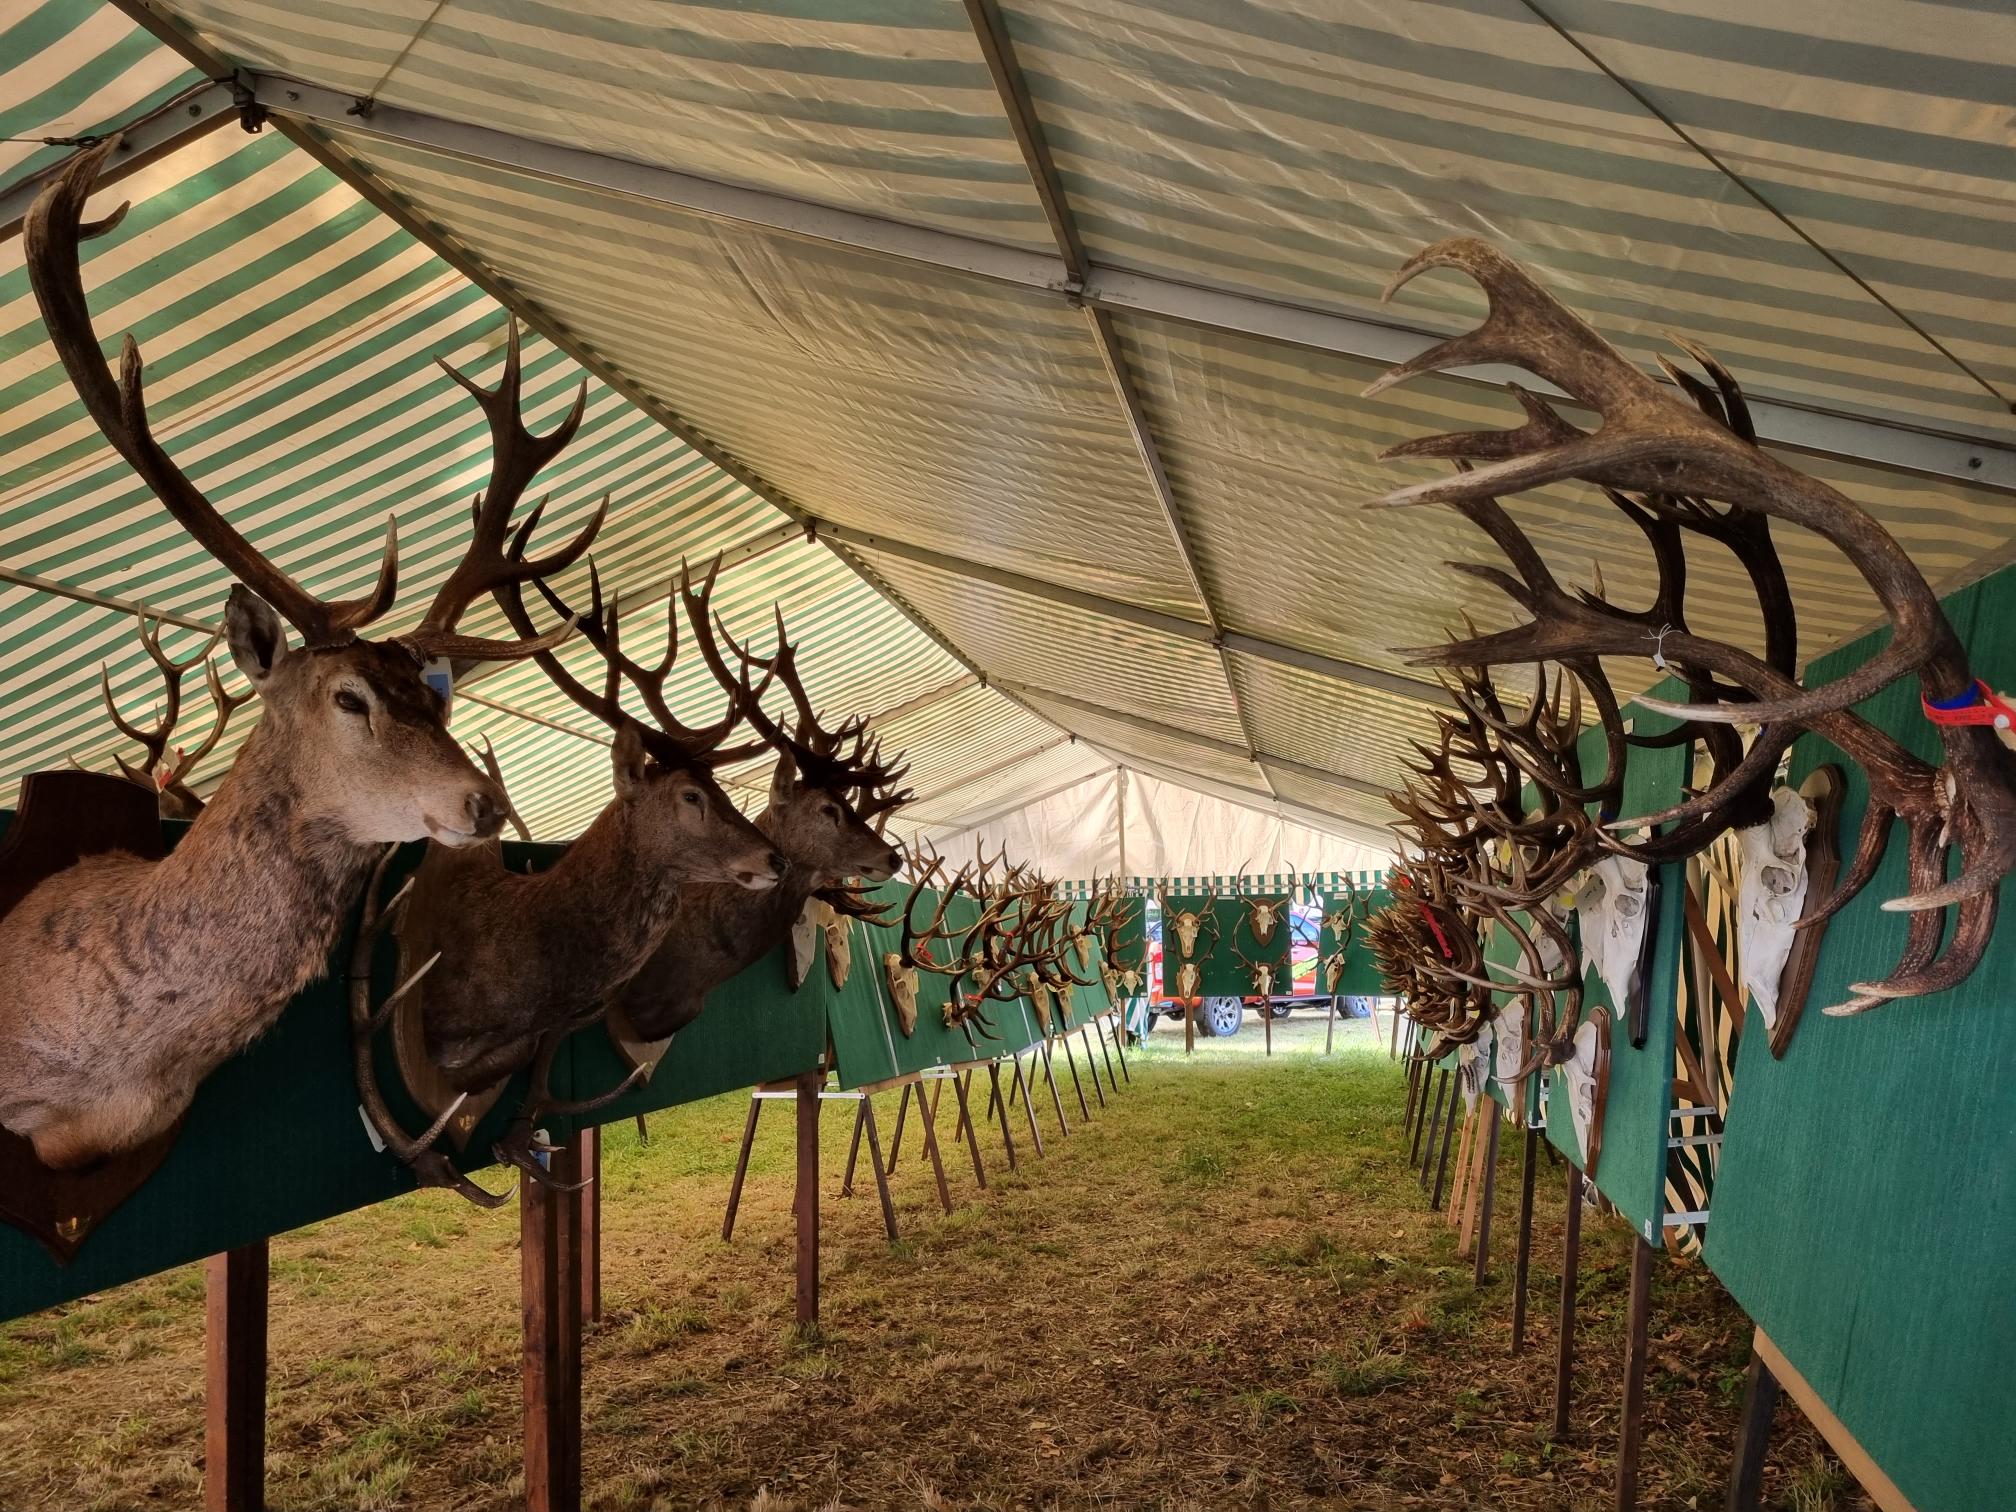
[1197, 997, 1244, 1037]
[1267, 1001, 1292, 1019]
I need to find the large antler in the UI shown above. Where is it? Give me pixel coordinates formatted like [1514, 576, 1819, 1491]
[1370, 238, 2016, 1012]
[398, 320, 605, 663]
[26, 142, 397, 648]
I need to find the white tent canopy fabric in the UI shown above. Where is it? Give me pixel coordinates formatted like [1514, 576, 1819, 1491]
[5, 0, 2014, 856]
[914, 765, 1389, 882]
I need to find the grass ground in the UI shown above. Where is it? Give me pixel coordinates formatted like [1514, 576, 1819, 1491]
[0, 1010, 1865, 1511]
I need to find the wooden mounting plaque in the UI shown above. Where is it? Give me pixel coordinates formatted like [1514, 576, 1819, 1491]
[0, 771, 181, 1263]
[603, 1004, 672, 1078]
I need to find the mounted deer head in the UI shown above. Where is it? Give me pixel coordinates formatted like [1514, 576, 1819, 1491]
[0, 143, 577, 1170]
[1174, 960, 1202, 1000]
[1229, 936, 1280, 1000]
[370, 550, 786, 1193]
[80, 609, 253, 820]
[1242, 872, 1295, 947]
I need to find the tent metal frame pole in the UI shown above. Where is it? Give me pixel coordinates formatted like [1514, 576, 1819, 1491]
[815, 522, 1450, 709]
[232, 74, 2016, 495]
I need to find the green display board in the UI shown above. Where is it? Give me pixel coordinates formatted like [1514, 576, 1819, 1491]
[0, 834, 828, 1322]
[1319, 880, 1396, 997]
[1702, 568, 2016, 1512]
[1539, 699, 1689, 1248]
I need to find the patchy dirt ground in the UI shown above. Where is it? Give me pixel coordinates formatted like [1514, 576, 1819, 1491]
[0, 1011, 1865, 1511]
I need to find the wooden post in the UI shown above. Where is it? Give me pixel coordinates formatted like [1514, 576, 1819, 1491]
[1553, 1164, 1584, 1441]
[1447, 1099, 1478, 1224]
[523, 1141, 583, 1512]
[205, 1241, 268, 1512]
[1402, 1051, 1423, 1145]
[721, 1092, 763, 1241]
[859, 1094, 900, 1242]
[1430, 1084, 1460, 1210]
[949, 1071, 987, 1190]
[1472, 1111, 1500, 1287]
[842, 1096, 870, 1197]
[1059, 1029, 1092, 1119]
[1513, 1124, 1538, 1353]
[1390, 1002, 1401, 1056]
[1011, 1051, 1045, 1156]
[793, 1073, 821, 1328]
[1107, 1011, 1131, 1081]
[915, 1077, 955, 1213]
[1264, 998, 1273, 1055]
[1324, 995, 1337, 1054]
[885, 1081, 911, 1172]
[1081, 1028, 1109, 1106]
[1617, 1235, 1656, 1511]
[1416, 1068, 1446, 1180]
[1092, 1016, 1120, 1089]
[577, 1125, 601, 1326]
[1039, 1037, 1071, 1136]
[988, 1061, 1019, 1172]
[1184, 995, 1195, 1054]
[1723, 1348, 1781, 1512]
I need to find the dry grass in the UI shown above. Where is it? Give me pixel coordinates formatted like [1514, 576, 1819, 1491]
[0, 1011, 1865, 1510]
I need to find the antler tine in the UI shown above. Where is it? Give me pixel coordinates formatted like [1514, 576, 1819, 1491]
[471, 735, 533, 843]
[408, 317, 603, 645]
[26, 142, 398, 647]
[162, 657, 256, 790]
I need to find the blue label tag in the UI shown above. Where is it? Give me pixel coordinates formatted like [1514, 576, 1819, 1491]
[422, 657, 454, 717]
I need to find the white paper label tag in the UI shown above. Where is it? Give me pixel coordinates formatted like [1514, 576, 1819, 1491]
[422, 657, 455, 717]
[357, 1105, 387, 1154]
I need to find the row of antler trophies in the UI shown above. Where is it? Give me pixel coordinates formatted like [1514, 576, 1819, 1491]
[1359, 240, 2016, 1177]
[0, 142, 946, 1230]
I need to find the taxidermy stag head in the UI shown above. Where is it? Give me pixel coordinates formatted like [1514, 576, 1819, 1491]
[602, 578, 909, 1043]
[1370, 237, 2016, 1015]
[369, 541, 786, 1194]
[0, 142, 581, 1170]
[78, 610, 254, 820]
[1230, 938, 1279, 1000]
[1156, 885, 1219, 960]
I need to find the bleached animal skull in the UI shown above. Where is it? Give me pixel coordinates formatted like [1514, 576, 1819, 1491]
[1563, 1018, 1604, 1169]
[1026, 971, 1053, 1033]
[786, 897, 821, 990]
[1176, 961, 1201, 999]
[1118, 965, 1143, 998]
[1057, 982, 1075, 1024]
[1245, 896, 1288, 947]
[883, 952, 919, 1035]
[1073, 932, 1092, 970]
[821, 903, 853, 990]
[1736, 784, 1816, 1031]
[1458, 1030, 1492, 1111]
[1172, 910, 1206, 956]
[1571, 856, 1650, 1017]
[1248, 961, 1277, 998]
[1322, 951, 1346, 993]
[1493, 991, 1528, 1085]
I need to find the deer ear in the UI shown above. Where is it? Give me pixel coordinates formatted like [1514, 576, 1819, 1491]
[611, 721, 651, 796]
[770, 746, 798, 802]
[225, 586, 288, 686]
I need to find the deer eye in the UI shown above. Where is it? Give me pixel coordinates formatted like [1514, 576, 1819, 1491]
[681, 789, 703, 808]
[821, 802, 842, 822]
[333, 689, 367, 715]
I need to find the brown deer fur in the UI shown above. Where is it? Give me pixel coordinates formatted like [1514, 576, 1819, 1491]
[608, 748, 901, 1042]
[401, 724, 784, 1092]
[0, 592, 508, 1167]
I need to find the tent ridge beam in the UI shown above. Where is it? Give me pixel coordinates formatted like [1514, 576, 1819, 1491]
[240, 72, 2016, 494]
[989, 675, 1389, 800]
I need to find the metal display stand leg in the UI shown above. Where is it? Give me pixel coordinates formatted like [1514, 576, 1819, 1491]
[1553, 1165, 1584, 1441]
[1081, 1028, 1108, 1106]
[1430, 1088, 1460, 1210]
[205, 1241, 268, 1512]
[1419, 1070, 1449, 1187]
[1472, 1111, 1500, 1284]
[1092, 1016, 1119, 1089]
[1108, 1011, 1131, 1081]
[1512, 1125, 1538, 1354]
[1039, 1037, 1071, 1136]
[1060, 1030, 1091, 1119]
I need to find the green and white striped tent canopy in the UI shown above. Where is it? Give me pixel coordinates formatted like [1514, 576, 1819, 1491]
[4, 0, 2013, 855]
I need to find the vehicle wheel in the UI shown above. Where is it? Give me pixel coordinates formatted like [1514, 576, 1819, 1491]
[1268, 1001, 1292, 1019]
[1197, 997, 1244, 1037]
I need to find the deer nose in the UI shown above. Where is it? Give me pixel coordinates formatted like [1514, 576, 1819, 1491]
[465, 787, 505, 838]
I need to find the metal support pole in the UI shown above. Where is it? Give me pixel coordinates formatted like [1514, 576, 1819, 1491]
[577, 1125, 601, 1326]
[1430, 1088, 1459, 1210]
[1513, 1125, 1539, 1354]
[205, 1242, 268, 1512]
[1418, 1070, 1448, 1182]
[1093, 1015, 1120, 1089]
[1060, 1029, 1091, 1119]
[1473, 1112, 1500, 1287]
[1108, 1011, 1131, 1081]
[1039, 1037, 1071, 1136]
[1082, 1027, 1109, 1106]
[1553, 1166, 1585, 1441]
